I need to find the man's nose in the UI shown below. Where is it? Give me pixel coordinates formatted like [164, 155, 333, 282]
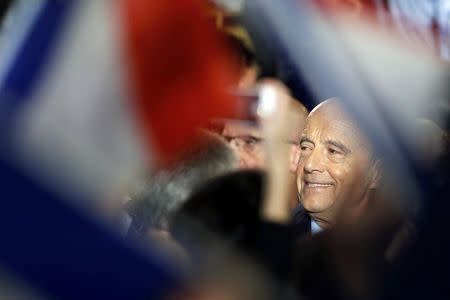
[303, 148, 325, 173]
[227, 141, 247, 167]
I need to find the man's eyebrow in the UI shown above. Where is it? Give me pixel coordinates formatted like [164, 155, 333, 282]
[299, 136, 314, 145]
[222, 135, 263, 141]
[325, 139, 351, 154]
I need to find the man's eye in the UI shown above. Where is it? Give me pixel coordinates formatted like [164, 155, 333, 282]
[223, 136, 233, 143]
[300, 144, 312, 151]
[243, 137, 258, 145]
[328, 147, 342, 155]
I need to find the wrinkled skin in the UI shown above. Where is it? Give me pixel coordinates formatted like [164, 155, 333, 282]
[296, 99, 380, 228]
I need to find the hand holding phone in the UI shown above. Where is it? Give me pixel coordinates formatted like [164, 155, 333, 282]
[257, 79, 294, 224]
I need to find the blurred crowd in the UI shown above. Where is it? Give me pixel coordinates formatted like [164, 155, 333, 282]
[111, 2, 450, 300]
[1, 0, 450, 300]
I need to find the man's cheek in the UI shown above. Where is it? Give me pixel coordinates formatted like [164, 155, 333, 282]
[254, 148, 266, 162]
[330, 161, 353, 180]
[240, 150, 265, 169]
[328, 166, 349, 198]
[296, 160, 306, 179]
[331, 164, 361, 204]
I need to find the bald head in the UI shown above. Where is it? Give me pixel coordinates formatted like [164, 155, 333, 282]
[310, 98, 354, 126]
[308, 99, 372, 152]
[296, 99, 379, 228]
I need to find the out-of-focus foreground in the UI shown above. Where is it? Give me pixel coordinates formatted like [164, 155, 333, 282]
[0, 0, 449, 299]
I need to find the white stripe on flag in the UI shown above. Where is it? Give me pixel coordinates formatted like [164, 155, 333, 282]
[13, 0, 150, 203]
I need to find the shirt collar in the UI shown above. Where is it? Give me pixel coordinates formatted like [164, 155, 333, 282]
[311, 218, 323, 235]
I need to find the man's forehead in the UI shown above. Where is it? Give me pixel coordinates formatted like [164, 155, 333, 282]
[304, 103, 370, 149]
[222, 121, 262, 137]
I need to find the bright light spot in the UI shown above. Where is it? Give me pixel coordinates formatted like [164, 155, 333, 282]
[257, 85, 277, 118]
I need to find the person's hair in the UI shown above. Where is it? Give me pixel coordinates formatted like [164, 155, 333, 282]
[126, 131, 236, 237]
[171, 170, 264, 256]
[225, 34, 257, 69]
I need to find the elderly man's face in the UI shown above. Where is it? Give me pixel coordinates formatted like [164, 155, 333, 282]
[221, 99, 307, 172]
[296, 101, 377, 226]
[222, 122, 265, 169]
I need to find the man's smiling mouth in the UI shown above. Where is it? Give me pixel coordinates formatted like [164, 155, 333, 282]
[304, 180, 334, 188]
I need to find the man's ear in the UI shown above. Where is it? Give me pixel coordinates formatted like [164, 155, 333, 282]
[369, 159, 382, 189]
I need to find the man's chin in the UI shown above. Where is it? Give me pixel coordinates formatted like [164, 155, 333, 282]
[300, 197, 333, 214]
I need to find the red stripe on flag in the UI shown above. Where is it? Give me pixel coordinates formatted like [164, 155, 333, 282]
[121, 0, 239, 166]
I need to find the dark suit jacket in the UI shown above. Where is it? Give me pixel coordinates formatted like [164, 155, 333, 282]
[257, 204, 412, 300]
[291, 204, 311, 237]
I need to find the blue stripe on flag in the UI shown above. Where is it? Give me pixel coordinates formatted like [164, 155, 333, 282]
[0, 0, 45, 88]
[0, 0, 75, 113]
[0, 158, 179, 300]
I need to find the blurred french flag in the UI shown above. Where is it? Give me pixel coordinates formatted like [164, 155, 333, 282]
[0, 0, 238, 201]
[0, 0, 238, 298]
